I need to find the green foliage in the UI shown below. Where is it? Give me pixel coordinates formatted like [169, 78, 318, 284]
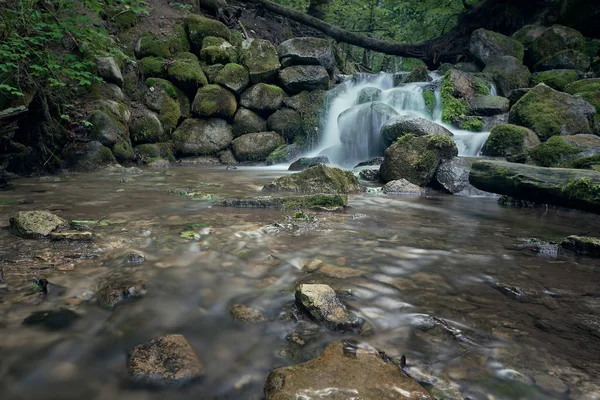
[422, 91, 435, 116]
[474, 81, 491, 96]
[266, 145, 289, 164]
[460, 118, 484, 132]
[441, 72, 468, 124]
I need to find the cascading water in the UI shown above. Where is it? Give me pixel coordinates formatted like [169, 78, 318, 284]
[314, 72, 491, 168]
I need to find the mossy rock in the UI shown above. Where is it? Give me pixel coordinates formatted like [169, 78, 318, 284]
[88, 110, 127, 147]
[135, 30, 190, 59]
[202, 64, 224, 83]
[279, 65, 330, 93]
[94, 99, 130, 124]
[9, 211, 68, 239]
[232, 108, 267, 137]
[138, 57, 167, 78]
[512, 25, 549, 48]
[526, 135, 583, 167]
[481, 124, 540, 157]
[143, 78, 189, 131]
[266, 145, 290, 165]
[283, 90, 327, 144]
[509, 83, 596, 141]
[63, 141, 117, 171]
[232, 131, 285, 162]
[530, 25, 586, 65]
[533, 49, 591, 72]
[185, 14, 231, 49]
[240, 83, 286, 113]
[380, 134, 458, 186]
[530, 69, 580, 91]
[191, 84, 237, 119]
[441, 71, 469, 124]
[356, 87, 382, 105]
[400, 66, 431, 83]
[214, 63, 249, 94]
[130, 110, 167, 145]
[112, 139, 135, 163]
[107, 7, 137, 30]
[200, 40, 238, 65]
[564, 79, 600, 118]
[135, 142, 176, 162]
[482, 56, 531, 97]
[167, 53, 208, 93]
[470, 29, 525, 65]
[459, 117, 485, 132]
[172, 118, 233, 156]
[217, 194, 348, 211]
[267, 108, 302, 141]
[239, 39, 281, 84]
[262, 165, 361, 194]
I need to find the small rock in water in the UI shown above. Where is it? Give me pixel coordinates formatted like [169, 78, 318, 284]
[295, 284, 362, 331]
[354, 157, 383, 168]
[383, 179, 424, 194]
[288, 156, 330, 171]
[96, 277, 146, 309]
[9, 211, 68, 239]
[358, 166, 380, 182]
[302, 259, 323, 272]
[265, 340, 433, 399]
[229, 304, 268, 323]
[22, 309, 79, 330]
[127, 334, 204, 388]
[124, 251, 146, 264]
[560, 235, 600, 258]
[49, 231, 94, 241]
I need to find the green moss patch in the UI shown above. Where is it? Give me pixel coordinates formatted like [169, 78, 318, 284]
[441, 71, 468, 124]
[527, 136, 581, 167]
[531, 69, 579, 91]
[459, 117, 484, 132]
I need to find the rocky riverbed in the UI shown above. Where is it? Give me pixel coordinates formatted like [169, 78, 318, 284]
[0, 165, 599, 400]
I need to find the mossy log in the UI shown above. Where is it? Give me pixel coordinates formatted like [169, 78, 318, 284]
[469, 159, 600, 213]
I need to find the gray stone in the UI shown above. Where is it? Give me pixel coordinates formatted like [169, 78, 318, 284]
[232, 108, 267, 137]
[263, 165, 361, 194]
[483, 56, 531, 97]
[87, 110, 126, 147]
[10, 211, 68, 239]
[267, 109, 302, 140]
[434, 157, 488, 196]
[239, 39, 280, 84]
[470, 29, 524, 65]
[232, 132, 284, 161]
[229, 304, 267, 323]
[279, 65, 330, 93]
[96, 56, 123, 87]
[533, 49, 591, 72]
[295, 284, 361, 331]
[129, 109, 166, 145]
[468, 95, 510, 116]
[277, 37, 335, 70]
[356, 87, 382, 105]
[288, 156, 330, 171]
[530, 25, 586, 65]
[240, 83, 286, 113]
[383, 179, 424, 194]
[380, 115, 453, 146]
[63, 141, 117, 171]
[172, 118, 233, 156]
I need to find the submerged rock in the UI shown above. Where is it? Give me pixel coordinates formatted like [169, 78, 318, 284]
[229, 304, 267, 323]
[96, 277, 146, 309]
[383, 179, 424, 194]
[22, 309, 80, 330]
[295, 284, 361, 331]
[288, 156, 330, 171]
[263, 165, 361, 194]
[215, 194, 348, 211]
[128, 334, 204, 388]
[10, 211, 68, 239]
[560, 235, 600, 258]
[264, 340, 433, 400]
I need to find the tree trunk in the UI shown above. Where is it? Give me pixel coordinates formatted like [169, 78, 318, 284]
[469, 160, 600, 214]
[248, 0, 555, 67]
[306, 0, 331, 21]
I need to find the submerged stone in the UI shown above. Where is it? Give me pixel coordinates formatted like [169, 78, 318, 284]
[229, 304, 268, 323]
[560, 235, 600, 258]
[216, 194, 348, 211]
[128, 334, 204, 388]
[263, 165, 361, 194]
[295, 284, 361, 331]
[22, 309, 80, 330]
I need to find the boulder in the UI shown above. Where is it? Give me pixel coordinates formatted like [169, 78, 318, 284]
[526, 135, 600, 168]
[264, 340, 433, 400]
[481, 124, 540, 157]
[400, 66, 432, 83]
[135, 143, 176, 163]
[470, 29, 525, 65]
[381, 115, 453, 146]
[282, 90, 327, 140]
[240, 83, 286, 113]
[172, 118, 233, 156]
[564, 79, 600, 121]
[266, 144, 303, 165]
[202, 64, 224, 83]
[239, 39, 281, 83]
[277, 37, 335, 70]
[295, 284, 361, 331]
[530, 69, 580, 91]
[232, 108, 267, 137]
[63, 141, 116, 171]
[191, 84, 237, 119]
[166, 52, 208, 94]
[382, 179, 424, 194]
[358, 166, 380, 182]
[263, 165, 361, 194]
[87, 110, 127, 147]
[560, 235, 600, 258]
[380, 134, 458, 186]
[143, 78, 187, 132]
[213, 63, 249, 94]
[338, 102, 398, 148]
[229, 304, 267, 323]
[468, 95, 510, 116]
[533, 49, 590, 72]
[288, 156, 330, 171]
[128, 334, 204, 388]
[216, 194, 348, 211]
[199, 36, 237, 65]
[185, 14, 230, 49]
[512, 25, 549, 48]
[129, 109, 167, 145]
[232, 131, 284, 161]
[219, 149, 238, 165]
[356, 87, 382, 105]
[267, 109, 302, 140]
[509, 83, 596, 141]
[112, 138, 135, 163]
[94, 99, 130, 124]
[469, 159, 600, 213]
[95, 82, 125, 101]
[96, 57, 123, 87]
[279, 65, 329, 93]
[138, 57, 166, 79]
[530, 25, 586, 65]
[135, 27, 190, 59]
[10, 211, 68, 239]
[483, 56, 531, 97]
[434, 157, 489, 196]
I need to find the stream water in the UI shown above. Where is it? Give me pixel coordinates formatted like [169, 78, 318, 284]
[1, 166, 599, 400]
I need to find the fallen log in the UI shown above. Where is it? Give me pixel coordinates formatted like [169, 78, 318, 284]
[469, 160, 600, 214]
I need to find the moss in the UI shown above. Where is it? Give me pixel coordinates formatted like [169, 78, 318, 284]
[107, 7, 137, 30]
[531, 70, 580, 91]
[112, 140, 134, 162]
[527, 136, 581, 167]
[474, 81, 491, 96]
[230, 30, 244, 47]
[185, 14, 231, 47]
[482, 124, 530, 156]
[145, 78, 178, 99]
[123, 71, 141, 101]
[280, 194, 348, 210]
[572, 154, 600, 170]
[192, 84, 237, 118]
[441, 71, 468, 124]
[564, 79, 600, 95]
[426, 134, 458, 158]
[561, 177, 600, 204]
[292, 90, 326, 145]
[130, 114, 165, 144]
[473, 29, 525, 62]
[137, 32, 171, 58]
[214, 63, 249, 92]
[460, 117, 484, 132]
[200, 45, 236, 65]
[266, 145, 288, 164]
[263, 165, 361, 194]
[159, 96, 181, 132]
[202, 36, 227, 48]
[135, 143, 175, 162]
[138, 57, 166, 78]
[239, 39, 280, 83]
[167, 53, 208, 91]
[422, 91, 436, 116]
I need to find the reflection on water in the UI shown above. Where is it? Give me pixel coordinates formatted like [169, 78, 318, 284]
[0, 166, 599, 400]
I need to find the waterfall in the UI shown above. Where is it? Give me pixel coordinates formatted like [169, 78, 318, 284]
[314, 72, 491, 168]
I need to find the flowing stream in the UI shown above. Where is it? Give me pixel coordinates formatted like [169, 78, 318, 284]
[314, 73, 491, 168]
[1, 167, 599, 399]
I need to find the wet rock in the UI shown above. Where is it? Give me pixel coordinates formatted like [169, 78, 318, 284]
[186, 13, 230, 46]
[354, 157, 383, 168]
[214, 63, 249, 94]
[560, 235, 600, 258]
[470, 29, 524, 65]
[358, 166, 380, 181]
[533, 373, 569, 395]
[267, 109, 302, 141]
[124, 251, 146, 264]
[128, 334, 204, 388]
[277, 37, 335, 70]
[383, 179, 424, 194]
[216, 194, 348, 211]
[63, 141, 117, 171]
[129, 109, 166, 145]
[467, 95, 510, 116]
[10, 211, 68, 239]
[96, 56, 123, 87]
[481, 124, 540, 157]
[483, 56, 531, 97]
[288, 156, 329, 171]
[338, 102, 398, 148]
[96, 277, 146, 309]
[400, 66, 432, 83]
[356, 87, 382, 104]
[191, 84, 237, 119]
[263, 165, 361, 194]
[380, 115, 453, 146]
[530, 69, 580, 91]
[265, 340, 432, 400]
[434, 157, 489, 196]
[266, 144, 303, 165]
[87, 110, 127, 147]
[49, 231, 94, 241]
[530, 25, 586, 65]
[533, 49, 590, 72]
[509, 83, 596, 141]
[172, 118, 233, 156]
[220, 149, 238, 165]
[279, 65, 330, 93]
[295, 284, 361, 331]
[229, 304, 267, 323]
[232, 108, 267, 137]
[240, 83, 286, 113]
[22, 309, 80, 330]
[232, 131, 284, 162]
[239, 39, 280, 84]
